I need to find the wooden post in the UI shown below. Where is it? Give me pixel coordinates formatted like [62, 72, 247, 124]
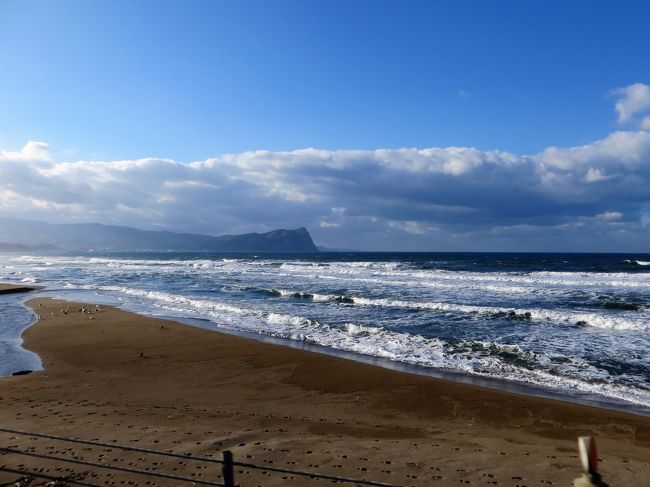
[222, 450, 235, 487]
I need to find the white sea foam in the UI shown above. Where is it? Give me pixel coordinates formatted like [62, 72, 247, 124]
[272, 289, 329, 301]
[362, 296, 648, 331]
[59, 260, 650, 334]
[343, 323, 382, 336]
[274, 261, 650, 297]
[73, 284, 247, 316]
[3, 252, 650, 409]
[266, 312, 310, 327]
[241, 313, 650, 408]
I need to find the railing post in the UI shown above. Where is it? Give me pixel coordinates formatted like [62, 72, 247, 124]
[222, 450, 235, 487]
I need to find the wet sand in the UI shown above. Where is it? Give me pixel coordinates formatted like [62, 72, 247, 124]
[1, 296, 650, 486]
[0, 284, 41, 295]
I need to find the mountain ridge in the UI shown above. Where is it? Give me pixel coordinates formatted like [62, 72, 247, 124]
[0, 218, 318, 252]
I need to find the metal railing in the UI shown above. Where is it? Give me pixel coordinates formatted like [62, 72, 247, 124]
[0, 427, 402, 487]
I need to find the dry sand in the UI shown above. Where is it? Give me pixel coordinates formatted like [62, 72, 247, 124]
[1, 294, 650, 486]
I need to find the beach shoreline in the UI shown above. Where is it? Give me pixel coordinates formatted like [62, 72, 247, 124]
[171, 314, 650, 418]
[0, 283, 43, 295]
[1, 292, 649, 485]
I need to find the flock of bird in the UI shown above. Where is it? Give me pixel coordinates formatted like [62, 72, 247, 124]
[36, 303, 102, 321]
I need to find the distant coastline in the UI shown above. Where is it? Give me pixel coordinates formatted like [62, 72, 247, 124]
[0, 217, 318, 252]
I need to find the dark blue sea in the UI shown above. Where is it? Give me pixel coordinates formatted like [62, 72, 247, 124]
[1, 251, 650, 413]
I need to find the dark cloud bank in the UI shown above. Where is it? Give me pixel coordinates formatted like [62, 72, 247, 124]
[2, 87, 650, 252]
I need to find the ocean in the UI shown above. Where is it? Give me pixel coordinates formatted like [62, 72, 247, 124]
[1, 251, 650, 414]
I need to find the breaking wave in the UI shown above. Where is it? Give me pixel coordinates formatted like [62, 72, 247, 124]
[2, 250, 650, 410]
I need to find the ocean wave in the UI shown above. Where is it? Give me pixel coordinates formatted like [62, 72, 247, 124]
[273, 289, 320, 300]
[260, 288, 355, 303]
[253, 282, 650, 330]
[71, 284, 247, 316]
[5, 252, 650, 409]
[351, 296, 649, 331]
[26, 254, 650, 295]
[239, 314, 650, 408]
[452, 340, 540, 369]
[343, 323, 383, 336]
[286, 272, 536, 295]
[602, 301, 643, 311]
[275, 262, 650, 293]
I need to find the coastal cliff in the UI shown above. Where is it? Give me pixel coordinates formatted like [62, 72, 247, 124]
[0, 218, 318, 252]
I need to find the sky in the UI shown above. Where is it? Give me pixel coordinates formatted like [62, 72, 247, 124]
[1, 0, 650, 251]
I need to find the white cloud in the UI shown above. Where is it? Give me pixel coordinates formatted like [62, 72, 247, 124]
[641, 206, 650, 228]
[597, 211, 622, 221]
[612, 83, 650, 123]
[0, 132, 650, 246]
[583, 168, 611, 183]
[0, 129, 649, 251]
[319, 220, 340, 228]
[537, 131, 650, 170]
[534, 131, 650, 206]
[2, 86, 650, 250]
[388, 220, 439, 234]
[0, 140, 52, 163]
[641, 116, 650, 131]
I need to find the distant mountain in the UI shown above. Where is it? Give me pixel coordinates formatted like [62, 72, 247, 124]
[0, 218, 318, 252]
[0, 241, 60, 252]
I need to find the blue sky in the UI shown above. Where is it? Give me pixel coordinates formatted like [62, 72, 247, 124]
[1, 1, 650, 251]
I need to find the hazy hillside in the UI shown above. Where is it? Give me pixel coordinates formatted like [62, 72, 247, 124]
[0, 218, 318, 252]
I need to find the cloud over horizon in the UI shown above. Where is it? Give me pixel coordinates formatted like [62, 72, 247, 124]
[1, 84, 650, 252]
[613, 83, 650, 123]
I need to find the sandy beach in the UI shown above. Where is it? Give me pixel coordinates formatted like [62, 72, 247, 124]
[1, 292, 650, 486]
